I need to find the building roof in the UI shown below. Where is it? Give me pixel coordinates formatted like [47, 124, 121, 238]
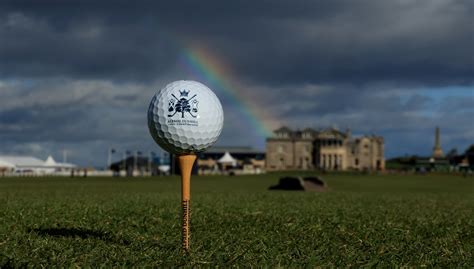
[0, 156, 45, 167]
[217, 152, 237, 164]
[44, 156, 77, 168]
[0, 159, 15, 168]
[205, 146, 264, 154]
[318, 128, 347, 138]
[45, 156, 57, 166]
[0, 155, 77, 168]
[267, 127, 385, 144]
[269, 127, 351, 139]
[273, 126, 293, 133]
[302, 127, 318, 133]
[57, 162, 77, 168]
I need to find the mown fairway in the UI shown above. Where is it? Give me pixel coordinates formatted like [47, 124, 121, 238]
[0, 173, 473, 267]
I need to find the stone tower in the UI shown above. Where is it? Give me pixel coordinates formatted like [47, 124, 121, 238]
[432, 126, 444, 158]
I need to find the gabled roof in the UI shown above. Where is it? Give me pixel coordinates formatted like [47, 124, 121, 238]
[318, 128, 347, 138]
[218, 151, 237, 164]
[0, 159, 15, 168]
[0, 156, 45, 167]
[273, 126, 292, 133]
[45, 156, 57, 166]
[302, 128, 318, 133]
[205, 146, 264, 154]
[56, 162, 77, 168]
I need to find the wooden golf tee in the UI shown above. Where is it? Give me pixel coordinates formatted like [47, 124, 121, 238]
[178, 154, 196, 252]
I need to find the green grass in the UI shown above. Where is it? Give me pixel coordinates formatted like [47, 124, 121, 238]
[0, 173, 473, 267]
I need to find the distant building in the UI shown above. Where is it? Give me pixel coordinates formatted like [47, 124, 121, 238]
[266, 127, 385, 171]
[197, 146, 265, 174]
[432, 126, 444, 158]
[0, 156, 45, 175]
[0, 155, 76, 175]
[109, 156, 167, 176]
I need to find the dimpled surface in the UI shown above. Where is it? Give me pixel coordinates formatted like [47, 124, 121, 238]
[148, 80, 224, 154]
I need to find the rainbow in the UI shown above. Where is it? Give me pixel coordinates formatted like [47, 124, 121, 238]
[177, 46, 275, 146]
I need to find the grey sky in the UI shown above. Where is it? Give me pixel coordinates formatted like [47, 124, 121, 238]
[0, 0, 473, 166]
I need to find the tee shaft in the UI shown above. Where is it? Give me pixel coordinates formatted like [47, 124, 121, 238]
[178, 154, 196, 252]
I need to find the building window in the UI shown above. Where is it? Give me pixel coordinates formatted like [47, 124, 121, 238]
[278, 145, 284, 153]
[355, 158, 359, 166]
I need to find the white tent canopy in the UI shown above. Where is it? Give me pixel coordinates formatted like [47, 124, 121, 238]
[217, 151, 237, 166]
[45, 156, 57, 166]
[44, 155, 76, 169]
[0, 159, 15, 168]
[0, 155, 77, 175]
[0, 156, 45, 168]
[158, 165, 170, 173]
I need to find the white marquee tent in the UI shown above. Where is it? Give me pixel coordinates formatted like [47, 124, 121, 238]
[0, 159, 15, 170]
[44, 155, 76, 170]
[217, 151, 237, 167]
[0, 155, 77, 175]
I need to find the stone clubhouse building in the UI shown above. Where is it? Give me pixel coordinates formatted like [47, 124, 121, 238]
[266, 127, 385, 171]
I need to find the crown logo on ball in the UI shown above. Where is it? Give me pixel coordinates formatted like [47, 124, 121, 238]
[179, 90, 189, 97]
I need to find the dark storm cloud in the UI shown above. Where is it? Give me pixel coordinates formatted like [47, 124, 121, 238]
[0, 13, 178, 80]
[0, 0, 472, 85]
[277, 88, 434, 116]
[0, 105, 87, 141]
[0, 0, 473, 165]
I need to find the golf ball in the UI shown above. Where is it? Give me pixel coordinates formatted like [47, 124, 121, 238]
[148, 80, 224, 155]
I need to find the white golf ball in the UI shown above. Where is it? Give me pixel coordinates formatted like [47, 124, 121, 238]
[148, 80, 224, 155]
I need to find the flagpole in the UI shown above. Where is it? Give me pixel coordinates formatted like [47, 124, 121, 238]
[148, 151, 152, 176]
[159, 151, 164, 176]
[122, 151, 126, 176]
[134, 150, 138, 176]
[107, 148, 111, 170]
